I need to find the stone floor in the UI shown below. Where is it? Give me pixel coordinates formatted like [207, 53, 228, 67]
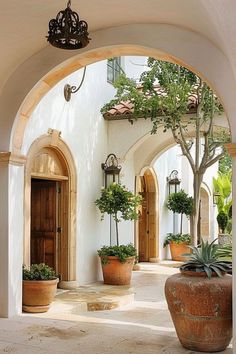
[0, 263, 233, 353]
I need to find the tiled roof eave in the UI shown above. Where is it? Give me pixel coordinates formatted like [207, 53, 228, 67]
[103, 110, 197, 121]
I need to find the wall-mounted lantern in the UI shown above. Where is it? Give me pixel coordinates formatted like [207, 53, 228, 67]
[101, 153, 121, 187]
[213, 192, 221, 206]
[167, 170, 181, 195]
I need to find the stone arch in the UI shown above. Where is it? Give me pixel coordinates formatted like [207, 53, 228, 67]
[2, 24, 235, 154]
[198, 184, 211, 242]
[136, 167, 159, 262]
[24, 130, 77, 285]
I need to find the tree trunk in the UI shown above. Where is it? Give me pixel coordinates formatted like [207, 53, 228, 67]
[180, 213, 183, 234]
[115, 214, 119, 246]
[191, 172, 204, 245]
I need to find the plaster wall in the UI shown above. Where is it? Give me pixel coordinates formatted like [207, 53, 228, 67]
[22, 60, 116, 284]
[153, 144, 217, 260]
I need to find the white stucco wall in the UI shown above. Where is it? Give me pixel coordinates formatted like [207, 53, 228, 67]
[22, 60, 117, 284]
[153, 144, 218, 260]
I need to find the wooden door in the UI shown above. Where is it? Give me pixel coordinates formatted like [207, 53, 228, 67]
[31, 179, 58, 269]
[139, 189, 149, 261]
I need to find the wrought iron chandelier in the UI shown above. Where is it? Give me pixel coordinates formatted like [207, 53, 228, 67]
[46, 0, 90, 50]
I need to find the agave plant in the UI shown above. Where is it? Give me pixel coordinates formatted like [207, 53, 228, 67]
[180, 239, 232, 278]
[216, 243, 232, 262]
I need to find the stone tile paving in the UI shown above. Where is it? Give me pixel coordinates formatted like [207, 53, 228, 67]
[0, 263, 232, 353]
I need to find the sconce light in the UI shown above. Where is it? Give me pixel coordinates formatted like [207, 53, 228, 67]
[46, 0, 90, 50]
[167, 170, 181, 195]
[64, 66, 87, 101]
[101, 154, 121, 187]
[213, 192, 221, 205]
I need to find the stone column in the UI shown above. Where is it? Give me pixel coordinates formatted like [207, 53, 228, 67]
[225, 143, 236, 348]
[0, 152, 26, 317]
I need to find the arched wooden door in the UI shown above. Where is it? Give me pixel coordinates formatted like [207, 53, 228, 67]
[138, 169, 158, 262]
[24, 131, 77, 284]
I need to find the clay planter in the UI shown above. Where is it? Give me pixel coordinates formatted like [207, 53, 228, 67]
[169, 242, 190, 261]
[23, 278, 58, 313]
[100, 256, 135, 285]
[165, 270, 232, 352]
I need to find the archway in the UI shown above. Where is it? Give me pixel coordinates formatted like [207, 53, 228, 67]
[24, 130, 77, 286]
[198, 185, 210, 243]
[137, 168, 159, 262]
[3, 24, 234, 155]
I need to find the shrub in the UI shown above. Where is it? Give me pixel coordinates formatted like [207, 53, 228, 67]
[23, 263, 57, 280]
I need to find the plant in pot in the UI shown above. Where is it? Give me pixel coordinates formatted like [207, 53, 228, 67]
[213, 171, 232, 245]
[95, 183, 142, 285]
[164, 190, 193, 261]
[165, 239, 232, 352]
[22, 263, 59, 313]
[217, 210, 231, 245]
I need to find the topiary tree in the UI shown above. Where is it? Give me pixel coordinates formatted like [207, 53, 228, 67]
[95, 183, 142, 246]
[217, 211, 228, 234]
[167, 190, 194, 234]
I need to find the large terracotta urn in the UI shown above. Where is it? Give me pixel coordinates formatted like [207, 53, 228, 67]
[23, 278, 58, 313]
[100, 256, 135, 285]
[169, 242, 190, 261]
[165, 270, 232, 352]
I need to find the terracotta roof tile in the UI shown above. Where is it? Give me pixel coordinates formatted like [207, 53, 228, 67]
[103, 85, 198, 120]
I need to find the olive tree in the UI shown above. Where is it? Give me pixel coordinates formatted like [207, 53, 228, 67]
[101, 58, 230, 245]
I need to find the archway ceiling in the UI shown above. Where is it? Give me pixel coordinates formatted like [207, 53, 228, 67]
[1, 0, 236, 88]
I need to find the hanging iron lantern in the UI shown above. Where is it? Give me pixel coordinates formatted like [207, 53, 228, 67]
[101, 154, 122, 187]
[167, 170, 181, 195]
[46, 0, 90, 50]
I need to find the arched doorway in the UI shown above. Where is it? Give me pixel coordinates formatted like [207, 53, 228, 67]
[24, 130, 77, 285]
[137, 169, 159, 262]
[198, 186, 210, 242]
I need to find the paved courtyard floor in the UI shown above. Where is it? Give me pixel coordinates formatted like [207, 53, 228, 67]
[0, 263, 232, 353]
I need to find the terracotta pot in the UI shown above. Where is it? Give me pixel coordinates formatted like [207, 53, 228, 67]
[23, 278, 58, 313]
[100, 256, 135, 285]
[169, 242, 190, 261]
[165, 270, 232, 352]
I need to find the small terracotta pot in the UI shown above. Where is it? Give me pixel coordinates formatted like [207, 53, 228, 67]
[22, 278, 58, 313]
[100, 256, 135, 285]
[169, 242, 190, 261]
[165, 270, 232, 352]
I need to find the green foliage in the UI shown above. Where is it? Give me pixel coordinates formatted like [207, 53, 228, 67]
[167, 190, 194, 234]
[98, 244, 138, 264]
[213, 171, 232, 214]
[163, 233, 191, 247]
[213, 171, 232, 234]
[95, 183, 142, 246]
[95, 183, 142, 223]
[217, 211, 228, 233]
[23, 263, 57, 280]
[167, 190, 194, 216]
[219, 153, 232, 175]
[216, 243, 232, 262]
[180, 239, 232, 278]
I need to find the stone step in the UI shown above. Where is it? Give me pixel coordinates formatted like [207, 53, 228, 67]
[52, 282, 134, 313]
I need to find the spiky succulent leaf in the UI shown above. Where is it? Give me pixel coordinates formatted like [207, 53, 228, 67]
[180, 239, 232, 278]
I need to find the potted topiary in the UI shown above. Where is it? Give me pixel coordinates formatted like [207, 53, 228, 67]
[163, 233, 191, 261]
[217, 210, 231, 245]
[95, 183, 142, 285]
[165, 239, 232, 352]
[165, 190, 193, 261]
[22, 263, 59, 313]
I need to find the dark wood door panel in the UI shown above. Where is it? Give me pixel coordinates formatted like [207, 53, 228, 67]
[31, 179, 57, 269]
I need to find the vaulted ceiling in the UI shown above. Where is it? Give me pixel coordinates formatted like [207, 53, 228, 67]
[1, 0, 236, 150]
[1, 0, 236, 88]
